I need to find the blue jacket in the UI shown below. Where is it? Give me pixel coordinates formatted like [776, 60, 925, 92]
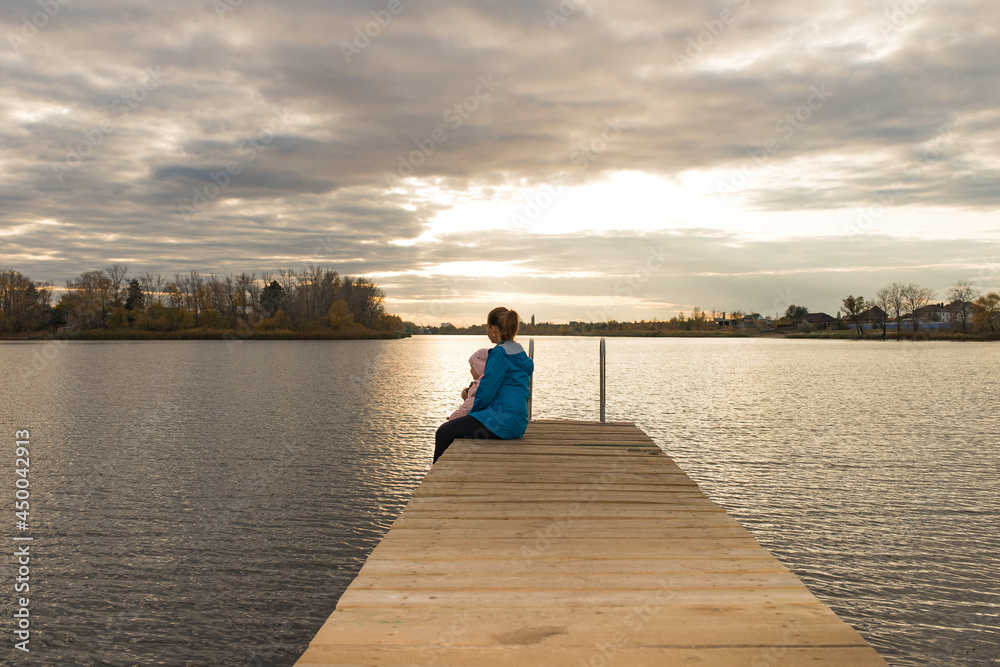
[468, 340, 534, 439]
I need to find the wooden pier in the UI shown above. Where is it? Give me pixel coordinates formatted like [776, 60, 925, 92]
[295, 420, 888, 666]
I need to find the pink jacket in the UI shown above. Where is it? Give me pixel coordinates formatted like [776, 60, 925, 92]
[448, 348, 490, 420]
[449, 379, 481, 420]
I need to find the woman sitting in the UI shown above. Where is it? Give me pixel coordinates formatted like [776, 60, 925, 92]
[433, 307, 534, 462]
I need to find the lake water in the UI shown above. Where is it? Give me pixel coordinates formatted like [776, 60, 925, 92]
[0, 336, 997, 666]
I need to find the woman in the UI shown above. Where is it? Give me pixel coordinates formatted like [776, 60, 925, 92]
[433, 307, 534, 462]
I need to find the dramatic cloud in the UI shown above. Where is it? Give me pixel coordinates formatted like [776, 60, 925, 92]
[2, 0, 998, 323]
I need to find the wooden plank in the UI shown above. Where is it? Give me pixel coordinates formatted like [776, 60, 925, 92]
[414, 484, 700, 496]
[418, 472, 694, 484]
[349, 571, 806, 591]
[307, 604, 865, 647]
[297, 645, 889, 667]
[427, 451, 675, 463]
[508, 437, 659, 444]
[390, 515, 744, 529]
[367, 543, 771, 561]
[436, 454, 631, 464]
[378, 530, 759, 544]
[441, 450, 668, 460]
[336, 586, 822, 609]
[416, 479, 699, 488]
[409, 495, 712, 504]
[422, 463, 695, 476]
[397, 504, 730, 518]
[417, 480, 697, 490]
[419, 470, 696, 482]
[449, 439, 663, 449]
[434, 452, 666, 461]
[430, 464, 679, 477]
[357, 557, 788, 577]
[524, 419, 636, 426]
[437, 452, 670, 464]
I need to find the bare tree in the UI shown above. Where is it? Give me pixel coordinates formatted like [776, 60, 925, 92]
[200, 274, 228, 327]
[341, 276, 385, 327]
[63, 270, 113, 329]
[164, 279, 184, 309]
[0, 269, 52, 333]
[298, 265, 341, 323]
[139, 273, 153, 309]
[881, 282, 905, 338]
[105, 263, 129, 308]
[946, 280, 981, 331]
[223, 275, 238, 327]
[690, 306, 705, 330]
[182, 271, 204, 324]
[841, 295, 866, 338]
[873, 286, 893, 338]
[901, 283, 934, 332]
[277, 268, 299, 323]
[173, 273, 188, 310]
[139, 272, 164, 309]
[235, 272, 258, 322]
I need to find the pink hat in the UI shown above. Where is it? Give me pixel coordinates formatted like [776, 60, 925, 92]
[469, 348, 489, 376]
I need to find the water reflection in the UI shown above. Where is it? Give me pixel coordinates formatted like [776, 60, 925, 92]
[0, 337, 997, 666]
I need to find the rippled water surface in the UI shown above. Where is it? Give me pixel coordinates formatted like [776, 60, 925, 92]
[1, 337, 997, 666]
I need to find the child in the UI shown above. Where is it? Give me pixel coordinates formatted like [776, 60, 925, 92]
[448, 348, 490, 420]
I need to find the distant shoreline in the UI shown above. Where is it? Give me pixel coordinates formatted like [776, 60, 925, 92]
[0, 329, 407, 341]
[434, 329, 998, 341]
[3, 330, 995, 342]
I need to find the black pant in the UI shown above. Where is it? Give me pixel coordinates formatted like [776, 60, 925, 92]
[434, 415, 499, 462]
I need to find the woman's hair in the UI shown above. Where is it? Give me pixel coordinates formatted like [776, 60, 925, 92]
[487, 306, 520, 342]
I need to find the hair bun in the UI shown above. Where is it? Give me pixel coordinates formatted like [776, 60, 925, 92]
[488, 306, 520, 342]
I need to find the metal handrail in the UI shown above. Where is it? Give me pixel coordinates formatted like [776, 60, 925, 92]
[527, 338, 534, 420]
[599, 337, 606, 423]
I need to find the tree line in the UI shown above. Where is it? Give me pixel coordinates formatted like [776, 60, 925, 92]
[0, 264, 405, 335]
[430, 279, 998, 338]
[839, 280, 999, 337]
[0, 269, 52, 334]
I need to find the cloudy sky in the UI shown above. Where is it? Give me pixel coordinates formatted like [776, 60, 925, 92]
[2, 0, 998, 324]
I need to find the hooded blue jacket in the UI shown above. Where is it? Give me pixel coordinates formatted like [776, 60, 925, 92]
[468, 340, 534, 439]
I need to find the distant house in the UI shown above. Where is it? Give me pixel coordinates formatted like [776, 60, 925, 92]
[858, 305, 887, 324]
[913, 303, 951, 325]
[945, 300, 975, 325]
[912, 300, 976, 328]
[795, 312, 838, 330]
[849, 305, 889, 330]
[711, 312, 755, 328]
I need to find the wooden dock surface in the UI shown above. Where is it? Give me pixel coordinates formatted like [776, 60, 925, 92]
[295, 420, 888, 666]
